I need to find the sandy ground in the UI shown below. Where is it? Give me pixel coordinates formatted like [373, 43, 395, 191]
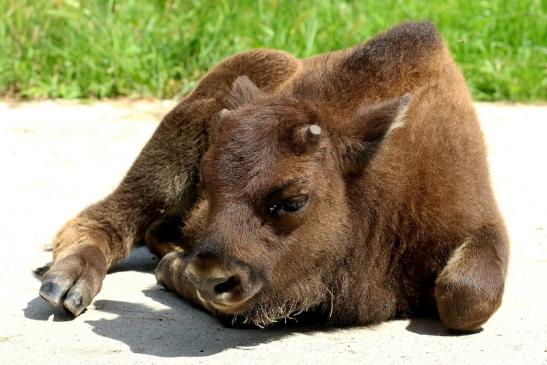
[0, 100, 545, 365]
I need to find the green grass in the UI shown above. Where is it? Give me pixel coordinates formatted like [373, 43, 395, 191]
[1, 0, 545, 101]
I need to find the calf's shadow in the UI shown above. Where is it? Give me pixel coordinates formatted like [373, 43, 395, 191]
[85, 288, 293, 357]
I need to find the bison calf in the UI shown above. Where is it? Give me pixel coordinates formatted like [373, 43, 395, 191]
[40, 22, 508, 332]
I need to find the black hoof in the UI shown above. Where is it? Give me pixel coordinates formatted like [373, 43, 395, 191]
[63, 288, 86, 317]
[39, 279, 71, 307]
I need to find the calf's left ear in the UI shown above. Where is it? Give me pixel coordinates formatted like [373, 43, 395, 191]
[226, 75, 266, 110]
[339, 94, 412, 174]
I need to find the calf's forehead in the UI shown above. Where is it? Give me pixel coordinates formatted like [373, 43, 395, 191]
[206, 148, 313, 197]
[208, 122, 278, 185]
[205, 145, 321, 203]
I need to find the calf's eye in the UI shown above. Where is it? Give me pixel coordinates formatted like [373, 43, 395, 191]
[269, 195, 309, 215]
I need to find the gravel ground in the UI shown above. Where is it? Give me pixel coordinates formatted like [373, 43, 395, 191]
[0, 100, 545, 365]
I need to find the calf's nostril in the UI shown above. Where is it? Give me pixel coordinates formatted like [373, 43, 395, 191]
[214, 275, 240, 295]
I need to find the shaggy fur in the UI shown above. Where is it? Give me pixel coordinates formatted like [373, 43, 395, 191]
[40, 22, 508, 332]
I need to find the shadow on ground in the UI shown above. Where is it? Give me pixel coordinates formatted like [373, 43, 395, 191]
[24, 296, 74, 322]
[86, 288, 294, 357]
[404, 317, 480, 336]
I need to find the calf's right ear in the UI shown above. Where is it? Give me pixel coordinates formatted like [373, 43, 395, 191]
[338, 94, 411, 175]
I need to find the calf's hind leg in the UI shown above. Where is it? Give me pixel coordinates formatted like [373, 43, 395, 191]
[435, 224, 509, 332]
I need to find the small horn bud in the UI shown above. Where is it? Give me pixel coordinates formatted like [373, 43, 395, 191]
[307, 124, 321, 141]
[219, 108, 231, 118]
[294, 124, 322, 153]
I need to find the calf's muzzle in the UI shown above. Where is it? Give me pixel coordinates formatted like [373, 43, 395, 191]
[184, 250, 262, 313]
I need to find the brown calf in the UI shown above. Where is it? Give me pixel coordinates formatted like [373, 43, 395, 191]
[40, 22, 508, 332]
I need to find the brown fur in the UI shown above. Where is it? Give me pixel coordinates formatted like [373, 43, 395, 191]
[40, 22, 508, 332]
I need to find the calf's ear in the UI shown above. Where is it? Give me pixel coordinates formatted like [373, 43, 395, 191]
[339, 94, 411, 175]
[227, 75, 266, 109]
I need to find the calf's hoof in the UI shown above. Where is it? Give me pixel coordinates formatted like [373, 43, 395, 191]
[39, 245, 107, 317]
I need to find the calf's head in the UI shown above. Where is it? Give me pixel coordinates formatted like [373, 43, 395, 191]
[184, 76, 411, 326]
